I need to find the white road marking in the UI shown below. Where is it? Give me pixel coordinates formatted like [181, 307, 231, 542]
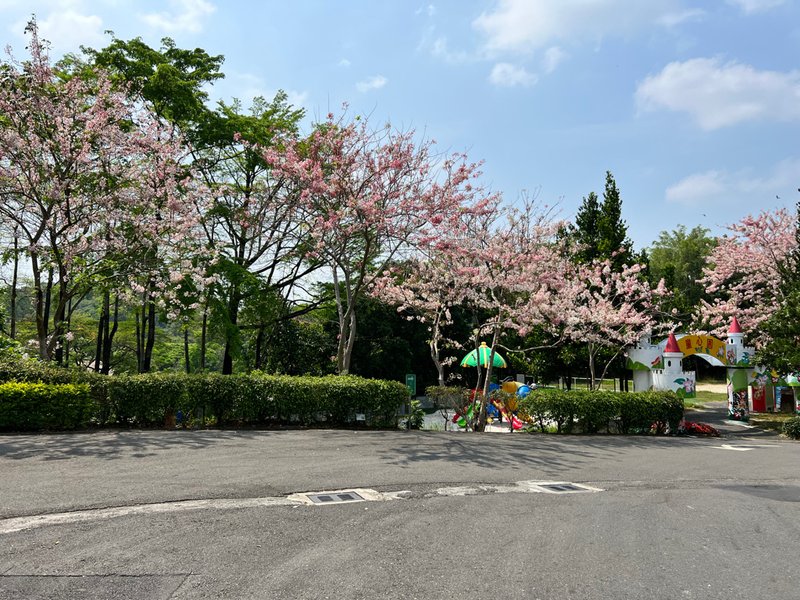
[0, 480, 602, 535]
[715, 444, 778, 451]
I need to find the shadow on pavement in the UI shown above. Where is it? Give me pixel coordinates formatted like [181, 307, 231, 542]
[0, 429, 281, 461]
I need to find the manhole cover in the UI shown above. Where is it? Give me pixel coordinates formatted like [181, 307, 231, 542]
[306, 491, 365, 504]
[537, 483, 592, 494]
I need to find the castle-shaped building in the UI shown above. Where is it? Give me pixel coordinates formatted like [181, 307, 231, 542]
[627, 317, 757, 419]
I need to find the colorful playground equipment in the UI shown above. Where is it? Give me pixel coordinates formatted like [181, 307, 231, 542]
[452, 379, 533, 431]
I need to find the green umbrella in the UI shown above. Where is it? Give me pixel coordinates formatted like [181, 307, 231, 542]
[460, 342, 508, 369]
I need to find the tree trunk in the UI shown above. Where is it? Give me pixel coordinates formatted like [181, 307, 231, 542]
[588, 342, 597, 390]
[200, 304, 208, 372]
[9, 231, 18, 339]
[476, 328, 500, 432]
[29, 252, 48, 360]
[63, 299, 71, 366]
[43, 267, 53, 354]
[222, 288, 241, 375]
[101, 296, 118, 375]
[136, 291, 156, 373]
[255, 324, 265, 371]
[136, 302, 143, 372]
[184, 326, 191, 374]
[341, 310, 357, 375]
[143, 300, 156, 373]
[94, 301, 106, 373]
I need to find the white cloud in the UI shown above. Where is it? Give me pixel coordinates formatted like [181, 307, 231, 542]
[541, 46, 566, 74]
[356, 75, 388, 93]
[220, 72, 308, 110]
[728, 0, 786, 14]
[473, 0, 681, 54]
[666, 158, 800, 205]
[488, 62, 537, 87]
[636, 57, 800, 130]
[14, 8, 105, 53]
[431, 36, 472, 64]
[140, 0, 215, 34]
[338, 58, 351, 68]
[658, 8, 706, 27]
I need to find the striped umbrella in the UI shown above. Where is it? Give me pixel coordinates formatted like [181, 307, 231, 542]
[460, 342, 507, 369]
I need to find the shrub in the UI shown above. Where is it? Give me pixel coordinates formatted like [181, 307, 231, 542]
[0, 352, 409, 431]
[0, 382, 94, 430]
[104, 372, 407, 428]
[783, 416, 800, 440]
[518, 388, 682, 435]
[0, 352, 112, 423]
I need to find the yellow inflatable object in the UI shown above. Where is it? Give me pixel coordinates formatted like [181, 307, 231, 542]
[501, 381, 521, 394]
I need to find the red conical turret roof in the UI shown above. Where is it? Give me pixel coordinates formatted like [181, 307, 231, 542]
[729, 316, 742, 334]
[664, 332, 681, 354]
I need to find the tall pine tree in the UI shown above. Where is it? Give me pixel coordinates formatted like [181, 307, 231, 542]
[572, 171, 634, 270]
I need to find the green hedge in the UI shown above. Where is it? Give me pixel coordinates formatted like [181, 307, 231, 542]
[106, 373, 407, 428]
[783, 416, 800, 440]
[518, 389, 683, 434]
[0, 382, 95, 431]
[0, 352, 409, 430]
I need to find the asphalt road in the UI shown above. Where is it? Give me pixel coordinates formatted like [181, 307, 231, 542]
[1, 414, 798, 599]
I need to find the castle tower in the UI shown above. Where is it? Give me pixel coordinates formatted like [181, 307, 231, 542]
[663, 332, 683, 376]
[726, 316, 751, 420]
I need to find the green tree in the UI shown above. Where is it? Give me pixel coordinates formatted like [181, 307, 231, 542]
[597, 171, 634, 270]
[564, 171, 638, 387]
[571, 171, 633, 268]
[84, 35, 224, 131]
[647, 225, 716, 328]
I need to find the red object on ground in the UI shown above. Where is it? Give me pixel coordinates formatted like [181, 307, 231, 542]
[683, 421, 720, 436]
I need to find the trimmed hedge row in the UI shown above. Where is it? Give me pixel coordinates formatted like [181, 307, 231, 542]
[0, 355, 408, 430]
[517, 388, 683, 434]
[0, 382, 95, 431]
[108, 373, 407, 427]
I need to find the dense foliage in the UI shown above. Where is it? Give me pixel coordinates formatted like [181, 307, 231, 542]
[0, 362, 407, 431]
[518, 389, 683, 435]
[0, 23, 797, 415]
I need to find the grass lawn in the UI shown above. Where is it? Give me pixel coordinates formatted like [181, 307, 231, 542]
[684, 390, 727, 409]
[749, 412, 797, 433]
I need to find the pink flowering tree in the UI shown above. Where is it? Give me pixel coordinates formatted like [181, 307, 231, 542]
[0, 20, 209, 365]
[564, 260, 669, 389]
[698, 208, 796, 347]
[265, 112, 494, 374]
[377, 197, 575, 430]
[371, 252, 469, 388]
[451, 199, 578, 428]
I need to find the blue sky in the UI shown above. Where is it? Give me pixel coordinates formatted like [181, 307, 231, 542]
[3, 0, 798, 249]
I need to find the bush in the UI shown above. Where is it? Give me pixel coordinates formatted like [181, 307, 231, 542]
[783, 416, 800, 440]
[0, 352, 112, 422]
[518, 388, 682, 435]
[106, 372, 407, 428]
[0, 353, 410, 431]
[0, 382, 94, 430]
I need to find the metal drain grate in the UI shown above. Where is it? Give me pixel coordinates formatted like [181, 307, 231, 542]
[537, 483, 592, 494]
[306, 491, 365, 504]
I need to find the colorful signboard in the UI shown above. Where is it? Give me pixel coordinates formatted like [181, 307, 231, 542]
[676, 335, 728, 365]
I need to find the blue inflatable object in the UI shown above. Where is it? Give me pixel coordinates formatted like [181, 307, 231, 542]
[516, 385, 531, 397]
[488, 383, 501, 392]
